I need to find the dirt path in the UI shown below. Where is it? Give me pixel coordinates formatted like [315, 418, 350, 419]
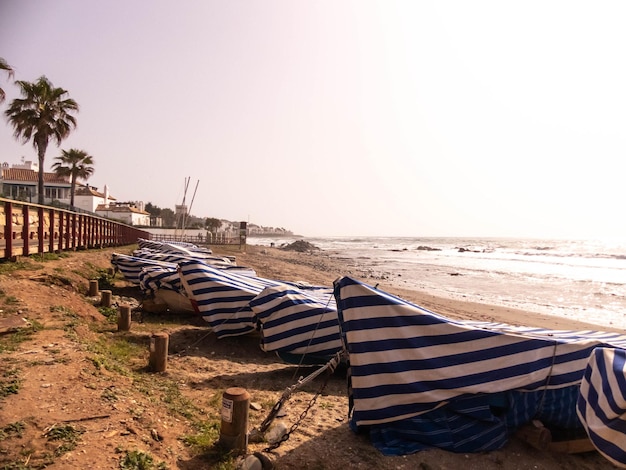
[0, 245, 619, 469]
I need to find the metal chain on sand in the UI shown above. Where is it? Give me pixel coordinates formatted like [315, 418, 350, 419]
[263, 372, 331, 453]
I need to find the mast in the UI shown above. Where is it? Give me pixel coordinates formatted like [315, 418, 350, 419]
[176, 177, 199, 240]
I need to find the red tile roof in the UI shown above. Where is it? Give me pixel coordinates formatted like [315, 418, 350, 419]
[1, 168, 70, 184]
[75, 186, 105, 197]
[95, 204, 148, 215]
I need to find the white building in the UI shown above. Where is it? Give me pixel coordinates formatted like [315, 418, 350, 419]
[73, 184, 116, 212]
[95, 203, 150, 226]
[1, 160, 152, 226]
[0, 161, 71, 203]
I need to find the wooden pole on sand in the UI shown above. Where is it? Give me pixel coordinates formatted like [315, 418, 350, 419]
[149, 333, 169, 372]
[219, 387, 250, 454]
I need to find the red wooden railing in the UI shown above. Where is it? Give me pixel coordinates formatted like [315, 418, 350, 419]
[0, 198, 152, 260]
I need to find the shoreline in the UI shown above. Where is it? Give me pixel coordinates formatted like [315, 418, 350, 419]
[222, 244, 623, 334]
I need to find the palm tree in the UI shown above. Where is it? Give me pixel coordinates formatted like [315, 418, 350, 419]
[0, 57, 14, 103]
[4, 76, 79, 205]
[52, 149, 95, 209]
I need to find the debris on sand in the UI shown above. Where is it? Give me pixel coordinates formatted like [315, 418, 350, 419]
[280, 240, 320, 252]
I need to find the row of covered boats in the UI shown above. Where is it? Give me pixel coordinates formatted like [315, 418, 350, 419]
[111, 239, 626, 467]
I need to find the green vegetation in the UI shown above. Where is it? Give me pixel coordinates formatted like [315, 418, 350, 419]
[44, 424, 84, 457]
[99, 306, 118, 323]
[119, 449, 167, 470]
[0, 372, 20, 398]
[4, 75, 79, 205]
[0, 57, 14, 103]
[0, 421, 25, 440]
[52, 149, 95, 209]
[205, 217, 221, 232]
[3, 295, 20, 305]
[87, 337, 144, 376]
[135, 377, 198, 420]
[50, 305, 80, 333]
[33, 252, 70, 262]
[96, 267, 116, 290]
[50, 305, 78, 323]
[0, 259, 43, 275]
[69, 262, 106, 284]
[180, 421, 220, 449]
[101, 386, 119, 402]
[0, 320, 44, 353]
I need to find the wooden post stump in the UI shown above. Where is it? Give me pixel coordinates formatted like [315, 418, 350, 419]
[88, 280, 99, 297]
[149, 333, 169, 372]
[219, 387, 250, 454]
[515, 420, 552, 451]
[117, 305, 131, 331]
[101, 290, 112, 307]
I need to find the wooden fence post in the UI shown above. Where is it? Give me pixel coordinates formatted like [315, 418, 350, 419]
[100, 290, 112, 307]
[149, 333, 169, 372]
[117, 305, 131, 331]
[89, 280, 99, 296]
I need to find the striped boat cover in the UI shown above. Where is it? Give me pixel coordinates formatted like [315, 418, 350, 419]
[111, 253, 177, 285]
[577, 347, 626, 467]
[333, 276, 626, 459]
[250, 284, 342, 358]
[366, 386, 583, 455]
[133, 248, 233, 267]
[178, 260, 284, 338]
[159, 242, 217, 259]
[138, 265, 183, 295]
[137, 238, 165, 250]
[137, 238, 213, 255]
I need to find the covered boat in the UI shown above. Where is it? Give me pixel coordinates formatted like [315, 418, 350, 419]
[178, 260, 344, 363]
[333, 276, 626, 467]
[250, 284, 342, 364]
[111, 253, 177, 285]
[178, 259, 285, 338]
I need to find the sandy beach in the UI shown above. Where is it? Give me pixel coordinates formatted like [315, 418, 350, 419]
[0, 244, 621, 469]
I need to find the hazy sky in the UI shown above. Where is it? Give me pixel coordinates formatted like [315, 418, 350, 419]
[1, 1, 625, 238]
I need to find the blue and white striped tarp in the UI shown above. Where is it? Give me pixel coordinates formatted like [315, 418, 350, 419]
[178, 260, 284, 338]
[138, 265, 183, 296]
[137, 238, 164, 251]
[250, 284, 342, 359]
[578, 347, 626, 468]
[137, 238, 213, 255]
[158, 242, 216, 259]
[365, 385, 584, 455]
[111, 253, 177, 285]
[333, 276, 626, 461]
[133, 248, 234, 267]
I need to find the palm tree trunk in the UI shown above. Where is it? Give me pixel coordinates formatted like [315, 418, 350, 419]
[36, 140, 47, 205]
[70, 179, 76, 209]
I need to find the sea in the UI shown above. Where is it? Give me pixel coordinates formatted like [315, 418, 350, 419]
[247, 236, 626, 331]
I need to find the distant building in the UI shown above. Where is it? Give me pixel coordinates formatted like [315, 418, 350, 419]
[0, 160, 71, 203]
[73, 184, 116, 212]
[175, 204, 188, 217]
[1, 160, 155, 227]
[95, 202, 150, 226]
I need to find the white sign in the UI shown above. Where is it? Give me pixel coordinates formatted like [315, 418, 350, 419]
[221, 397, 233, 423]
